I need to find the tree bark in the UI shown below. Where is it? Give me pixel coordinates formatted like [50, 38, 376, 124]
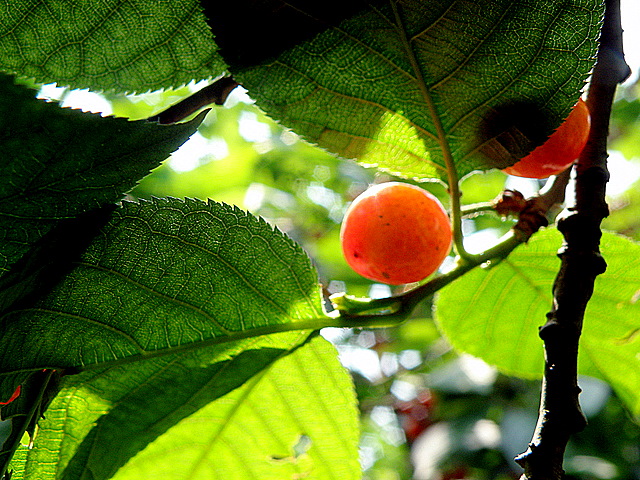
[515, 1, 631, 478]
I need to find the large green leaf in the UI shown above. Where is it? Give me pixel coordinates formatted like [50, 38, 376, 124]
[0, 75, 201, 276]
[3, 197, 331, 477]
[110, 336, 360, 480]
[435, 229, 640, 416]
[234, 0, 603, 181]
[0, 198, 326, 383]
[12, 332, 313, 480]
[0, 1, 224, 92]
[10, 337, 360, 480]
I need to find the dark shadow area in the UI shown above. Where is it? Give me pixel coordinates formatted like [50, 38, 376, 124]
[478, 100, 558, 170]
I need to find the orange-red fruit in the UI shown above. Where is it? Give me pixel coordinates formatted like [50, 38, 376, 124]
[503, 98, 590, 179]
[340, 182, 452, 285]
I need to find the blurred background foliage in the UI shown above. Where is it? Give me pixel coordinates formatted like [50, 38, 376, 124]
[33, 73, 640, 479]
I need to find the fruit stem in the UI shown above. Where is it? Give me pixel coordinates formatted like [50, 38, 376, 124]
[461, 202, 497, 218]
[389, 1, 470, 262]
[330, 229, 522, 325]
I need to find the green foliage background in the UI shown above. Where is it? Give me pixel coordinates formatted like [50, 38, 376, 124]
[1, 1, 640, 480]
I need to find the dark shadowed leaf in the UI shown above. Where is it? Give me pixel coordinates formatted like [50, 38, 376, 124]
[0, 75, 202, 276]
[201, 0, 382, 69]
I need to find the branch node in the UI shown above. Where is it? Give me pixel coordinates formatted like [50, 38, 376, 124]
[554, 246, 607, 276]
[514, 198, 549, 238]
[492, 189, 527, 216]
[592, 45, 632, 86]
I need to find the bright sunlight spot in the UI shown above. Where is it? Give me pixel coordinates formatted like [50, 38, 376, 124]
[224, 85, 255, 108]
[459, 354, 498, 386]
[429, 354, 498, 394]
[568, 456, 619, 479]
[238, 111, 271, 142]
[390, 379, 419, 401]
[337, 345, 383, 382]
[607, 151, 640, 196]
[167, 132, 229, 172]
[621, 0, 640, 83]
[465, 419, 501, 450]
[38, 84, 112, 115]
[412, 423, 453, 480]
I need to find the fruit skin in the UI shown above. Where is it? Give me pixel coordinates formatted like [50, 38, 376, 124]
[340, 182, 452, 285]
[503, 98, 590, 179]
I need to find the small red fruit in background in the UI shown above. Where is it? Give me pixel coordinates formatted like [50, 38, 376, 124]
[503, 98, 590, 179]
[340, 182, 452, 285]
[395, 389, 437, 443]
[0, 385, 21, 405]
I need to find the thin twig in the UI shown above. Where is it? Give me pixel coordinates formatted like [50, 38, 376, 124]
[515, 1, 630, 478]
[148, 76, 239, 125]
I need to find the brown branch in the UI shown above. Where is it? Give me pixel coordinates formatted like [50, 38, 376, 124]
[148, 76, 239, 125]
[515, 1, 631, 478]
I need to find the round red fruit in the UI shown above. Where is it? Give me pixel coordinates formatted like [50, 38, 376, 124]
[503, 98, 590, 179]
[340, 182, 452, 285]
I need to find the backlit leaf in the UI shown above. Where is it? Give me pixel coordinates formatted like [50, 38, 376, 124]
[0, 1, 224, 92]
[0, 198, 325, 378]
[16, 332, 313, 480]
[435, 229, 640, 417]
[111, 336, 360, 480]
[234, 0, 602, 181]
[3, 197, 331, 478]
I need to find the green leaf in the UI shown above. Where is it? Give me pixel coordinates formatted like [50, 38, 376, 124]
[0, 197, 326, 380]
[0, 1, 224, 93]
[0, 75, 202, 275]
[15, 332, 312, 480]
[234, 0, 603, 181]
[2, 197, 330, 477]
[0, 370, 60, 473]
[11, 337, 360, 480]
[110, 336, 360, 480]
[435, 229, 640, 417]
[574, 236, 640, 418]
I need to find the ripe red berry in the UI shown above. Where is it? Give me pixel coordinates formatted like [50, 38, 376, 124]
[394, 390, 437, 443]
[340, 182, 452, 285]
[503, 98, 590, 179]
